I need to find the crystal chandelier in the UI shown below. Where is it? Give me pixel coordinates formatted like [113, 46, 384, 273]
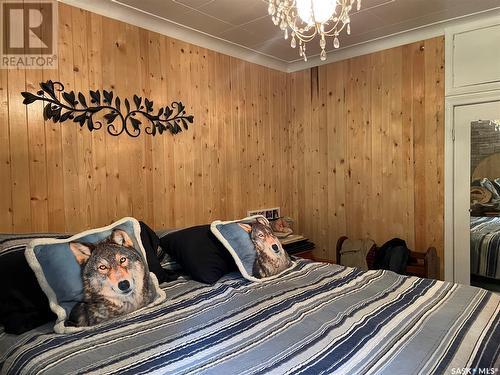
[268, 0, 361, 61]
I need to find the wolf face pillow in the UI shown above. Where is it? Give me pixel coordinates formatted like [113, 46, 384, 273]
[211, 216, 294, 282]
[25, 217, 165, 333]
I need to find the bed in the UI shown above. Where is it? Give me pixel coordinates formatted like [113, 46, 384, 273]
[471, 216, 500, 280]
[1, 259, 499, 375]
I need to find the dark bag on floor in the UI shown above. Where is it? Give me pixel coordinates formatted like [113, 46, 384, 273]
[373, 238, 410, 274]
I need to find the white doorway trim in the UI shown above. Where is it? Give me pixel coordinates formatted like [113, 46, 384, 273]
[444, 90, 500, 282]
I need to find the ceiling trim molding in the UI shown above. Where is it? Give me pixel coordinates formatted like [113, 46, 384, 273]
[58, 0, 500, 73]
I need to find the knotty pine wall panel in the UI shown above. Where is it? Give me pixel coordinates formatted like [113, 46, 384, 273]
[288, 37, 445, 277]
[1, 3, 292, 233]
[1, 3, 445, 277]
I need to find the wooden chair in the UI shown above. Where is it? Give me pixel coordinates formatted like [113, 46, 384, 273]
[336, 236, 439, 279]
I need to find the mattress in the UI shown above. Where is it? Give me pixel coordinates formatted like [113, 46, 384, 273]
[471, 216, 500, 279]
[1, 260, 498, 375]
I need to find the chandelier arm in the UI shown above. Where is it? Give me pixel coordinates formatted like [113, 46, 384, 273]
[294, 34, 317, 44]
[290, 28, 318, 43]
[320, 20, 343, 35]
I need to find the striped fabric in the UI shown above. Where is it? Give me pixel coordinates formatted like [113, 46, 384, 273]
[1, 260, 498, 374]
[470, 217, 500, 279]
[0, 233, 69, 256]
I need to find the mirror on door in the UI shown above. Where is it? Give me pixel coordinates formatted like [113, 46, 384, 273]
[470, 119, 500, 292]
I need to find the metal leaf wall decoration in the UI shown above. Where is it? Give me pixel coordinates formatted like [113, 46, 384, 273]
[21, 80, 194, 137]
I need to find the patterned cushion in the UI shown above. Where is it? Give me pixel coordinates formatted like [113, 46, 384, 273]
[25, 218, 166, 333]
[211, 215, 294, 282]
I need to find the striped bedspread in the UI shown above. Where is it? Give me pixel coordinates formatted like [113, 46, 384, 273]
[471, 216, 500, 279]
[1, 260, 499, 375]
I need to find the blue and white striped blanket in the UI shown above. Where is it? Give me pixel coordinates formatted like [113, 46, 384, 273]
[1, 260, 499, 374]
[471, 217, 500, 279]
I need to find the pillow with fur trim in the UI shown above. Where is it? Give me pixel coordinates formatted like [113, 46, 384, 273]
[211, 215, 295, 282]
[25, 217, 165, 333]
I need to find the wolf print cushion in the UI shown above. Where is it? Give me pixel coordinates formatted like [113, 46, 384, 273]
[25, 217, 166, 333]
[211, 216, 294, 282]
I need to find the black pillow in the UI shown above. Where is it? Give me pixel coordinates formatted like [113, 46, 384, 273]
[0, 252, 56, 334]
[159, 225, 237, 284]
[0, 234, 63, 334]
[139, 221, 181, 284]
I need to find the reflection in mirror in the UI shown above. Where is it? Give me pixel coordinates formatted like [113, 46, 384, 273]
[470, 119, 500, 292]
[470, 120, 500, 216]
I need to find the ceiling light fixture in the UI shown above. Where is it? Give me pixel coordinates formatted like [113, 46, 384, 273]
[268, 0, 361, 62]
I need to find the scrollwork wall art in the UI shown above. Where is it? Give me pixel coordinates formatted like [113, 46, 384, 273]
[21, 80, 194, 137]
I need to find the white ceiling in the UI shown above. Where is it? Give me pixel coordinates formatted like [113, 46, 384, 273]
[110, 0, 500, 63]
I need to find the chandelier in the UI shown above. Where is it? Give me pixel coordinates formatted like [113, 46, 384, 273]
[268, 0, 361, 61]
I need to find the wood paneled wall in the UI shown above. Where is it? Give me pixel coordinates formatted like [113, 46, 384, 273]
[0, 3, 445, 276]
[288, 37, 445, 277]
[0, 3, 292, 233]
